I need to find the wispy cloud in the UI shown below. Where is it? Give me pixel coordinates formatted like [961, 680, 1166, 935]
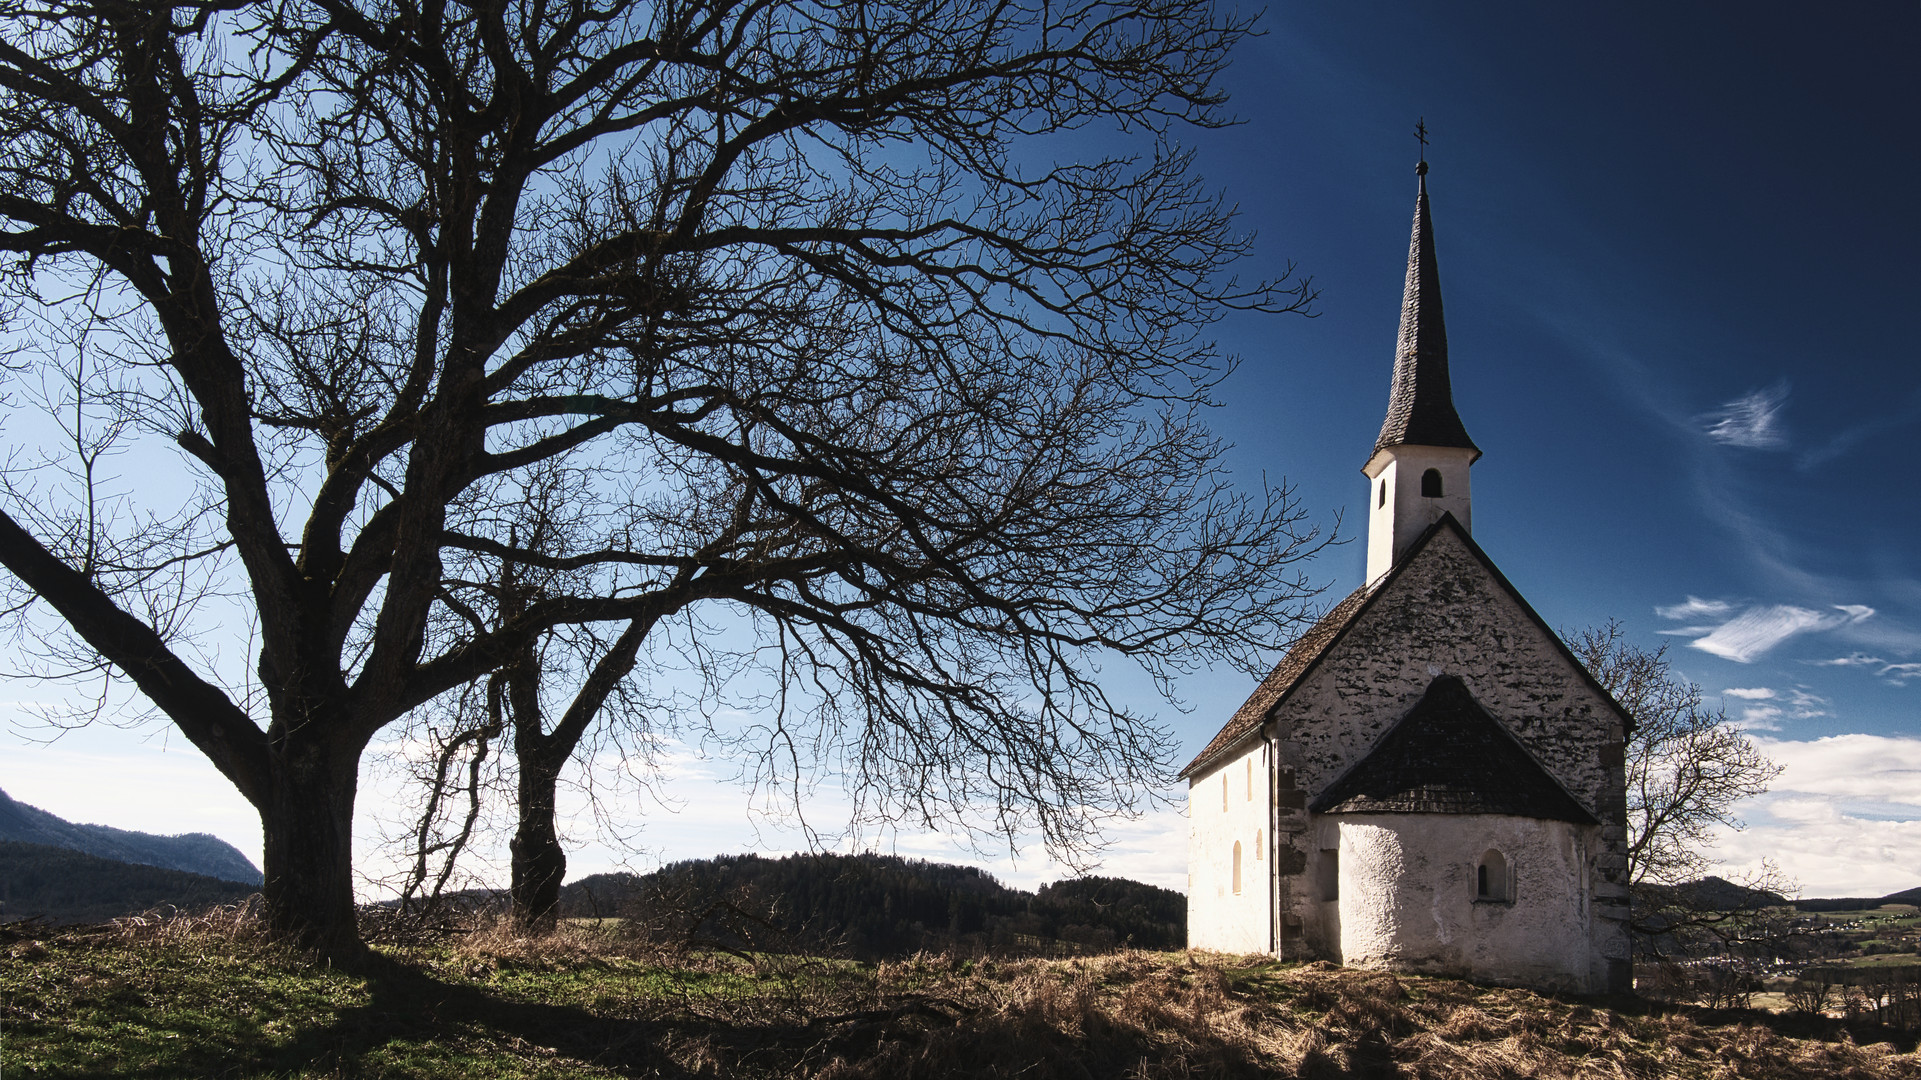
[1658, 600, 1875, 663]
[1656, 596, 1737, 621]
[1699, 381, 1790, 449]
[1885, 663, 1921, 685]
[1813, 654, 1921, 686]
[1689, 605, 1874, 663]
[1816, 653, 1883, 668]
[1724, 687, 1826, 729]
[1783, 688, 1830, 717]
[1796, 385, 1921, 471]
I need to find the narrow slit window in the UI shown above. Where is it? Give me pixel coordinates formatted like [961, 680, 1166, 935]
[1476, 849, 1510, 902]
[1255, 829, 1263, 859]
[1222, 773, 1228, 812]
[1246, 757, 1253, 800]
[1421, 468, 1443, 498]
[1378, 479, 1386, 507]
[1232, 841, 1243, 895]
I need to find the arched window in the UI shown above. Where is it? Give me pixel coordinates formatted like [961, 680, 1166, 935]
[1477, 849, 1510, 903]
[1421, 468, 1443, 498]
[1378, 479, 1386, 507]
[1232, 841, 1243, 895]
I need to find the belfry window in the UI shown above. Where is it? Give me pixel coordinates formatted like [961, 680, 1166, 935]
[1476, 849, 1511, 903]
[1421, 468, 1443, 498]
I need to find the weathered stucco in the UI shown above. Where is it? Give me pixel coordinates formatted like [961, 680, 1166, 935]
[1332, 814, 1597, 992]
[1186, 739, 1271, 954]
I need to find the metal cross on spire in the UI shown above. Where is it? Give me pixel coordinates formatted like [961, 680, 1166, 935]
[1414, 117, 1430, 176]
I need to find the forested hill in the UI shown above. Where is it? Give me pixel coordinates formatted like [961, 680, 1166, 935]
[0, 787, 261, 885]
[0, 840, 257, 924]
[560, 852, 1185, 958]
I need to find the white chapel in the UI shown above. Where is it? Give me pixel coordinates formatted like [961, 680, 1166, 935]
[1182, 159, 1633, 994]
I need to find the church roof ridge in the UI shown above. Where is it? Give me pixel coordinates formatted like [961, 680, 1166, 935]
[1371, 161, 1480, 463]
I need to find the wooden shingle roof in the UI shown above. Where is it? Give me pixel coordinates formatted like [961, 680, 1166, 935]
[1176, 583, 1372, 778]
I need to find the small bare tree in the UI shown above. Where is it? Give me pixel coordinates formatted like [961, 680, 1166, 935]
[0, 0, 1326, 962]
[1568, 623, 1788, 960]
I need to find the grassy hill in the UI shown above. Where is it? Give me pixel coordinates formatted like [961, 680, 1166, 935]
[3, 916, 1917, 1078]
[0, 840, 258, 924]
[0, 786, 261, 884]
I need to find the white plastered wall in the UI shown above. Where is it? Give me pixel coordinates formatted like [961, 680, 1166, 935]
[1332, 813, 1597, 992]
[1362, 445, 1476, 587]
[1185, 738, 1272, 953]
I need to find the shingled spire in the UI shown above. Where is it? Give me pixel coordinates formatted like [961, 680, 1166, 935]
[1362, 157, 1481, 586]
[1373, 160, 1479, 460]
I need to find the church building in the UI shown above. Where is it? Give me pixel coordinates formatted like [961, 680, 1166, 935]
[1182, 159, 1633, 994]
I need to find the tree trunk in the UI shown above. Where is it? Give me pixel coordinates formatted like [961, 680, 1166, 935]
[509, 752, 566, 934]
[260, 739, 369, 964]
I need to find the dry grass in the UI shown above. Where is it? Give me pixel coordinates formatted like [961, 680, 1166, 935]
[6, 911, 1919, 1078]
[798, 954, 1921, 1079]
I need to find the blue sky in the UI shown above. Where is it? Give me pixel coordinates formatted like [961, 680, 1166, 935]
[4, 3, 1918, 898]
[1184, 3, 1920, 733]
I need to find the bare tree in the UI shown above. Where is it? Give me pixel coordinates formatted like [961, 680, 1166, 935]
[1568, 623, 1787, 959]
[0, 0, 1326, 962]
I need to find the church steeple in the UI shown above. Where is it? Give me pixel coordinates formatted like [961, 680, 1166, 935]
[1372, 160, 1479, 461]
[1363, 156, 1480, 586]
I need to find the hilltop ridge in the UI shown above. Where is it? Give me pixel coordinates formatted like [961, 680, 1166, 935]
[0, 786, 260, 885]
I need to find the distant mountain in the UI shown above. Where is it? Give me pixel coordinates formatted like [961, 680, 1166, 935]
[557, 851, 1185, 958]
[0, 840, 257, 924]
[1792, 885, 1921, 913]
[0, 787, 260, 885]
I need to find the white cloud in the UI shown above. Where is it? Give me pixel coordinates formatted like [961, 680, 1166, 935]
[1721, 687, 1775, 700]
[1656, 596, 1737, 621]
[1699, 382, 1790, 449]
[1686, 604, 1874, 663]
[1812, 654, 1921, 685]
[1711, 734, 1921, 898]
[1781, 688, 1830, 718]
[1737, 704, 1784, 731]
[1818, 653, 1884, 667]
[1881, 663, 1921, 686]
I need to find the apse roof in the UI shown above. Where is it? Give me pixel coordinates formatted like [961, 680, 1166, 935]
[1309, 673, 1599, 823]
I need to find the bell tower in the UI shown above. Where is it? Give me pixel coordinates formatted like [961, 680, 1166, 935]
[1363, 157, 1480, 586]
